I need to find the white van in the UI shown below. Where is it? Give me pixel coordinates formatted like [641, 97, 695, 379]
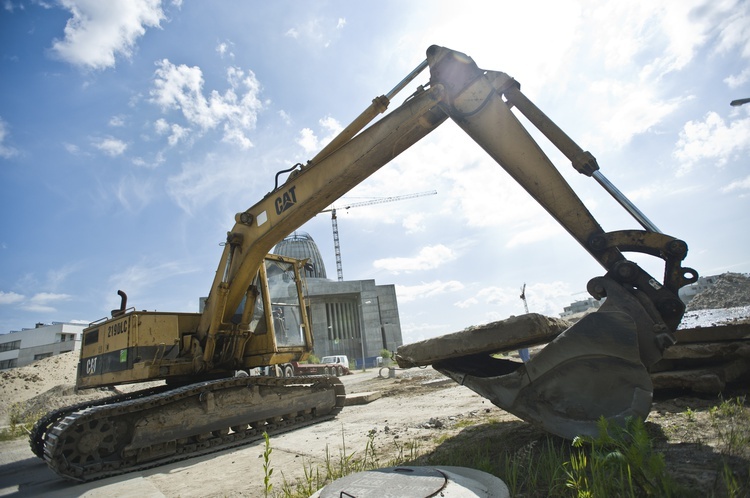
[321, 355, 349, 369]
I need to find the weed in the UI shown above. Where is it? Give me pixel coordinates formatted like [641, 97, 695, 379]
[684, 406, 695, 422]
[0, 403, 42, 441]
[276, 429, 422, 498]
[709, 396, 750, 457]
[266, 397, 750, 497]
[566, 417, 682, 497]
[262, 431, 273, 497]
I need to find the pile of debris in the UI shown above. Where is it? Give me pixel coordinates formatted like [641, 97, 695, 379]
[651, 272, 750, 394]
[686, 272, 750, 311]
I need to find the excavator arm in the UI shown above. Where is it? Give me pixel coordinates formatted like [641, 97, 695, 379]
[196, 45, 697, 438]
[35, 46, 701, 482]
[194, 82, 450, 367]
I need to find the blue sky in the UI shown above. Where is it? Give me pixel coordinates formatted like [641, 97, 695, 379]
[1, 0, 749, 343]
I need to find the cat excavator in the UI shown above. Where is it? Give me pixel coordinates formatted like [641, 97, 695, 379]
[31, 45, 697, 481]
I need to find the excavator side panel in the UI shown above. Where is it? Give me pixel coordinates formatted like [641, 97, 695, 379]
[77, 312, 199, 389]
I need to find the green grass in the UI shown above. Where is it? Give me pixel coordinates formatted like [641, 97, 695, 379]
[0, 403, 42, 442]
[261, 396, 749, 497]
[275, 427, 414, 497]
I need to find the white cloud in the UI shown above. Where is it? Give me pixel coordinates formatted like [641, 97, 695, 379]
[581, 78, 690, 149]
[109, 115, 126, 127]
[116, 174, 154, 212]
[50, 0, 165, 70]
[402, 213, 426, 234]
[0, 117, 19, 158]
[278, 110, 292, 125]
[721, 175, 750, 194]
[297, 128, 317, 153]
[454, 281, 574, 317]
[154, 118, 189, 146]
[21, 292, 72, 313]
[30, 292, 71, 304]
[673, 111, 750, 175]
[296, 116, 342, 153]
[283, 17, 344, 48]
[396, 280, 464, 303]
[711, 0, 750, 58]
[92, 136, 127, 156]
[150, 60, 263, 148]
[0, 291, 24, 305]
[63, 143, 80, 154]
[108, 258, 197, 301]
[216, 40, 235, 59]
[505, 221, 564, 249]
[154, 118, 170, 134]
[222, 125, 252, 150]
[166, 152, 254, 214]
[373, 244, 456, 273]
[725, 68, 750, 89]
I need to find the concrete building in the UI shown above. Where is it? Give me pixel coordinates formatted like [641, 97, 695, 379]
[560, 297, 603, 318]
[678, 274, 721, 304]
[273, 232, 403, 368]
[0, 322, 84, 370]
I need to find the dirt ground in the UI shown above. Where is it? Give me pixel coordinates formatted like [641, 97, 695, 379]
[0, 273, 748, 496]
[0, 366, 508, 497]
[0, 360, 748, 497]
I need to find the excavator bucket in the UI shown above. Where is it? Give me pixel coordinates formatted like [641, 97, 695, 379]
[398, 276, 672, 440]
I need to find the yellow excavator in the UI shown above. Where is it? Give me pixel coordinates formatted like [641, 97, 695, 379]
[30, 45, 697, 481]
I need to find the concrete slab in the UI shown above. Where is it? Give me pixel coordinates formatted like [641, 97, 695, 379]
[344, 391, 381, 406]
[651, 359, 750, 393]
[674, 323, 750, 343]
[662, 341, 750, 361]
[395, 313, 571, 368]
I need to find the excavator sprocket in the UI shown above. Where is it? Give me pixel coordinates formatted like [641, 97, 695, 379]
[36, 375, 345, 481]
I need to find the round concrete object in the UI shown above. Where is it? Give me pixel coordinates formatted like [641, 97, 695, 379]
[310, 466, 509, 498]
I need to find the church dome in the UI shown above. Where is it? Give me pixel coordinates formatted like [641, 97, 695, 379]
[272, 232, 328, 279]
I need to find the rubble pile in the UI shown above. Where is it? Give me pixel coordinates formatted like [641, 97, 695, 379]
[652, 272, 750, 394]
[687, 272, 750, 311]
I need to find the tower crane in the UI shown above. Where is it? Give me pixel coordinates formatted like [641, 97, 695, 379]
[321, 190, 437, 281]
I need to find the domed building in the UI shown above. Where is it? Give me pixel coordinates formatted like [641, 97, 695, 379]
[272, 232, 328, 279]
[273, 232, 403, 368]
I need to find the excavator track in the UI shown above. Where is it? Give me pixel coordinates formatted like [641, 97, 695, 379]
[38, 375, 345, 482]
[29, 385, 174, 459]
